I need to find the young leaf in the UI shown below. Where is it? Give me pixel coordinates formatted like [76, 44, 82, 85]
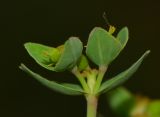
[24, 37, 83, 72]
[54, 37, 83, 71]
[19, 64, 85, 95]
[98, 50, 150, 94]
[117, 27, 129, 49]
[24, 42, 57, 70]
[86, 27, 122, 66]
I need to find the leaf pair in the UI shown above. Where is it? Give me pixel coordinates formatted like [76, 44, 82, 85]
[86, 27, 128, 66]
[24, 37, 83, 72]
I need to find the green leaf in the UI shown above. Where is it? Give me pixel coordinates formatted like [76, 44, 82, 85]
[24, 37, 83, 72]
[98, 50, 150, 94]
[86, 27, 122, 66]
[24, 42, 57, 70]
[54, 37, 83, 71]
[117, 27, 129, 49]
[19, 64, 85, 95]
[61, 83, 84, 92]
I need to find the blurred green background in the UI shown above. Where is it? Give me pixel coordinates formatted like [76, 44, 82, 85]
[0, 0, 160, 117]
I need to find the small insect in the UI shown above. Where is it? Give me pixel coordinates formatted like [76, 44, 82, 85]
[102, 12, 116, 34]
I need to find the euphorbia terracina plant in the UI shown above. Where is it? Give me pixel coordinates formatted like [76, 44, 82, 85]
[20, 25, 150, 117]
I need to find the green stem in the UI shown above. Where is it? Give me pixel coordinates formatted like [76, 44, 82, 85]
[86, 95, 98, 117]
[94, 66, 107, 93]
[71, 67, 90, 93]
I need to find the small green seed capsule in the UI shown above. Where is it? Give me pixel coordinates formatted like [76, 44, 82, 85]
[48, 45, 64, 66]
[77, 55, 89, 71]
[45, 45, 64, 65]
[48, 48, 61, 63]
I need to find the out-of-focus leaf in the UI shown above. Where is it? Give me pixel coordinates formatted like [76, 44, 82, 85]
[147, 100, 160, 117]
[107, 87, 135, 117]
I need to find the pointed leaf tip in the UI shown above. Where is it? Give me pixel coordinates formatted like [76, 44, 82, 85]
[117, 27, 129, 49]
[146, 50, 151, 54]
[98, 50, 150, 94]
[19, 64, 85, 95]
